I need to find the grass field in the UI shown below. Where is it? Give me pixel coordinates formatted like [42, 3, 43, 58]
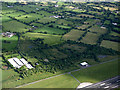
[80, 32, 100, 45]
[36, 10, 54, 17]
[24, 33, 63, 45]
[2, 36, 18, 51]
[55, 19, 73, 26]
[30, 23, 43, 27]
[103, 7, 118, 11]
[109, 31, 120, 37]
[71, 59, 119, 83]
[76, 25, 90, 30]
[20, 74, 79, 88]
[33, 27, 67, 35]
[2, 16, 12, 22]
[2, 9, 16, 14]
[89, 25, 107, 34]
[76, 14, 94, 18]
[84, 19, 101, 26]
[6, 11, 26, 17]
[100, 40, 119, 51]
[37, 17, 56, 24]
[63, 29, 85, 41]
[15, 13, 43, 24]
[20, 59, 119, 88]
[2, 20, 30, 32]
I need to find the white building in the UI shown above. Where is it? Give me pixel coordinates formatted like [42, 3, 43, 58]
[8, 58, 33, 69]
[13, 58, 24, 66]
[80, 62, 88, 67]
[8, 58, 21, 68]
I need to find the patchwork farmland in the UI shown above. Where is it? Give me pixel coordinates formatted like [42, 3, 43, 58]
[1, 1, 120, 89]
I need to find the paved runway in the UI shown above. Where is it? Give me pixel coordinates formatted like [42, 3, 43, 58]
[84, 76, 120, 89]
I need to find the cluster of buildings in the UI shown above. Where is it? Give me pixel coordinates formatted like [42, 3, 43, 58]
[2, 32, 15, 38]
[8, 58, 33, 69]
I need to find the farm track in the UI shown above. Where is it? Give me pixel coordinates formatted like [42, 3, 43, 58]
[16, 57, 119, 88]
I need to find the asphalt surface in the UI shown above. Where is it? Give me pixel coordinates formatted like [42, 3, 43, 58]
[84, 76, 120, 89]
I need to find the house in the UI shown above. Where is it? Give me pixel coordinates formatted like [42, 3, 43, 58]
[8, 58, 21, 68]
[101, 26, 106, 29]
[80, 62, 88, 67]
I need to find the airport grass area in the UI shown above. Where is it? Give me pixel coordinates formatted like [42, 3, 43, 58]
[20, 59, 119, 88]
[71, 59, 119, 83]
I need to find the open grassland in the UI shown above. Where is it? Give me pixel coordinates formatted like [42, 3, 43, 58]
[2, 9, 16, 14]
[2, 36, 18, 51]
[89, 25, 107, 34]
[100, 40, 119, 51]
[24, 33, 63, 45]
[76, 14, 94, 18]
[2, 70, 19, 85]
[98, 55, 119, 62]
[71, 59, 119, 83]
[80, 32, 100, 45]
[84, 19, 101, 26]
[76, 25, 90, 30]
[55, 19, 73, 26]
[6, 11, 26, 17]
[63, 29, 85, 41]
[103, 7, 118, 11]
[15, 13, 43, 24]
[36, 10, 54, 17]
[93, 7, 101, 10]
[88, 11, 103, 15]
[2, 20, 30, 32]
[20, 74, 79, 88]
[109, 31, 120, 37]
[33, 27, 67, 35]
[37, 17, 56, 24]
[72, 9, 86, 13]
[13, 5, 38, 13]
[2, 16, 12, 22]
[30, 23, 43, 27]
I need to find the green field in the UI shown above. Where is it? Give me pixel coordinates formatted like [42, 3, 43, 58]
[20, 59, 119, 88]
[2, 16, 12, 22]
[55, 19, 73, 26]
[24, 33, 63, 45]
[89, 25, 107, 34]
[2, 20, 30, 32]
[80, 32, 100, 45]
[76, 25, 90, 30]
[77, 14, 94, 18]
[100, 40, 119, 51]
[37, 17, 56, 24]
[71, 59, 119, 83]
[36, 10, 54, 17]
[6, 11, 26, 17]
[2, 36, 18, 51]
[63, 29, 85, 41]
[20, 74, 79, 88]
[2, 9, 16, 14]
[33, 27, 67, 34]
[30, 23, 43, 27]
[15, 13, 43, 24]
[109, 31, 120, 37]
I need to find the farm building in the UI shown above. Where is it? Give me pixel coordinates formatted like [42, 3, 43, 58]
[8, 58, 33, 69]
[80, 62, 89, 67]
[2, 32, 15, 38]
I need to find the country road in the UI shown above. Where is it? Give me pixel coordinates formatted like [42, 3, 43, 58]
[16, 57, 119, 88]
